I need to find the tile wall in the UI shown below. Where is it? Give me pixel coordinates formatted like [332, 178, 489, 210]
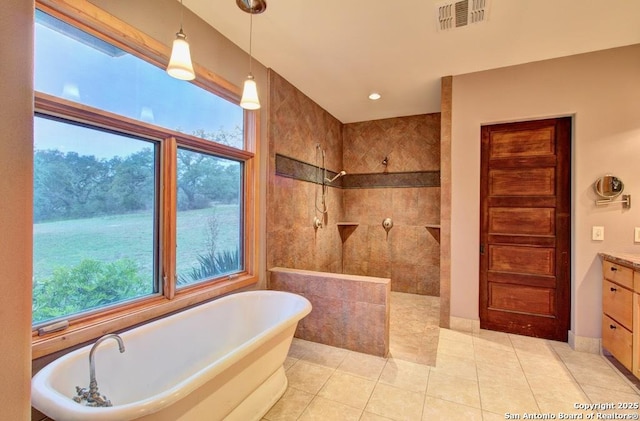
[342, 115, 441, 295]
[267, 70, 344, 273]
[269, 267, 391, 357]
[268, 70, 441, 295]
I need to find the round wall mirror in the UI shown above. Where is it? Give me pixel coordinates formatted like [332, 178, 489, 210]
[594, 175, 624, 199]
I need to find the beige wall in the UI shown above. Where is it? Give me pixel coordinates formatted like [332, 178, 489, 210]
[1, 0, 34, 418]
[451, 44, 640, 339]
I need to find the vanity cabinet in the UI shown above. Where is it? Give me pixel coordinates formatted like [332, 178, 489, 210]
[601, 257, 639, 376]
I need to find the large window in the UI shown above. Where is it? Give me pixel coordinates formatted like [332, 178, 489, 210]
[33, 116, 159, 325]
[176, 148, 243, 287]
[32, 2, 257, 356]
[34, 9, 244, 148]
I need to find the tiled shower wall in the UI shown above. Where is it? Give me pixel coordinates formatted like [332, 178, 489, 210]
[342, 116, 441, 295]
[267, 70, 345, 273]
[268, 70, 441, 295]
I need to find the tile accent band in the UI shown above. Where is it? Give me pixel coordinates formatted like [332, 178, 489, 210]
[275, 154, 440, 189]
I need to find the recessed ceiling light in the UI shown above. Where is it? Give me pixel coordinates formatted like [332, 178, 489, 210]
[368, 93, 381, 100]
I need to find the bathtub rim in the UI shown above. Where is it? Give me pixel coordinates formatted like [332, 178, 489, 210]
[31, 290, 311, 421]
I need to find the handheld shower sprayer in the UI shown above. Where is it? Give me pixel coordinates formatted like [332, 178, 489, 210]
[325, 170, 346, 183]
[313, 143, 346, 229]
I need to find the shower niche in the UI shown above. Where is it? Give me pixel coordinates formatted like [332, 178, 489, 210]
[425, 224, 441, 243]
[337, 222, 359, 242]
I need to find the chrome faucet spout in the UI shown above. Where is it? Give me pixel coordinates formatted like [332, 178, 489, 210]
[73, 333, 125, 407]
[89, 333, 125, 388]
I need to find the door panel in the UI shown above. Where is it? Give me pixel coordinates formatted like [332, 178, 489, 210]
[480, 117, 571, 341]
[489, 245, 555, 276]
[489, 283, 555, 316]
[489, 168, 555, 196]
[489, 128, 555, 158]
[489, 208, 555, 236]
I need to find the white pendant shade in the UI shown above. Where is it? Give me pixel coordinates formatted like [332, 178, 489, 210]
[167, 31, 195, 81]
[240, 75, 260, 110]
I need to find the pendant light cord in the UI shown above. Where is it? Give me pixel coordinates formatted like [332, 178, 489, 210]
[180, 0, 185, 32]
[248, 12, 254, 75]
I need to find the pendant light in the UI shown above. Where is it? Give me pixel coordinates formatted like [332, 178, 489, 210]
[167, 0, 195, 81]
[238, 0, 267, 110]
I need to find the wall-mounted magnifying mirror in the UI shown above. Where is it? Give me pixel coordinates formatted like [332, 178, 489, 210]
[594, 175, 624, 199]
[594, 175, 631, 208]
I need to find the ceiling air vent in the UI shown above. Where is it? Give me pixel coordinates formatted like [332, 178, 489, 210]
[436, 0, 489, 31]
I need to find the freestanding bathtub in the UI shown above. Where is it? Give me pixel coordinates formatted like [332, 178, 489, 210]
[32, 290, 312, 421]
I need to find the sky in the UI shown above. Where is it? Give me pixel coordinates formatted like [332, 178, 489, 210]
[34, 115, 152, 160]
[34, 10, 244, 157]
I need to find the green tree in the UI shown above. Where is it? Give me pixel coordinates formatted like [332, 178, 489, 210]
[34, 148, 156, 221]
[34, 150, 110, 221]
[176, 149, 240, 210]
[178, 126, 242, 207]
[107, 148, 155, 212]
[34, 127, 241, 220]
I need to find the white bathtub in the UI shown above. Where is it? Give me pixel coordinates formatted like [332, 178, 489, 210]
[32, 290, 312, 421]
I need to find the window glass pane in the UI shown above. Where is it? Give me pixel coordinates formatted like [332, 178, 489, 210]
[33, 115, 158, 325]
[176, 148, 243, 287]
[34, 10, 244, 149]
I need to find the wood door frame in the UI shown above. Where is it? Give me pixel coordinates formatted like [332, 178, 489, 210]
[479, 117, 572, 341]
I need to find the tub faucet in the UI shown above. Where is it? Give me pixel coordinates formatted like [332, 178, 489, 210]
[73, 333, 125, 407]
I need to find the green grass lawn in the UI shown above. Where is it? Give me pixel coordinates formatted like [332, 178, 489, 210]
[33, 204, 241, 284]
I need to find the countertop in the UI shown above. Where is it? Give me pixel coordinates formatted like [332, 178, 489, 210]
[599, 252, 640, 271]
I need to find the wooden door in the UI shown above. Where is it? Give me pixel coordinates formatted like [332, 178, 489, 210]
[480, 117, 571, 341]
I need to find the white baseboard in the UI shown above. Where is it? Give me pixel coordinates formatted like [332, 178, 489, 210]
[568, 331, 601, 354]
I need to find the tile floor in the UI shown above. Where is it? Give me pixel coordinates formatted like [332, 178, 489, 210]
[387, 291, 440, 366]
[262, 292, 640, 421]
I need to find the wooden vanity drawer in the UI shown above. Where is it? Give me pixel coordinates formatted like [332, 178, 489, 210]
[634, 271, 640, 294]
[603, 260, 634, 289]
[602, 313, 632, 370]
[603, 279, 633, 329]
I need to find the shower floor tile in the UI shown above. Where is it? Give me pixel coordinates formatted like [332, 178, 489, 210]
[389, 292, 439, 366]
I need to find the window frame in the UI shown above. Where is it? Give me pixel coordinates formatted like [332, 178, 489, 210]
[32, 0, 260, 359]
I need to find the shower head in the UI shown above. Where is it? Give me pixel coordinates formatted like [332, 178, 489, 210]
[325, 170, 346, 183]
